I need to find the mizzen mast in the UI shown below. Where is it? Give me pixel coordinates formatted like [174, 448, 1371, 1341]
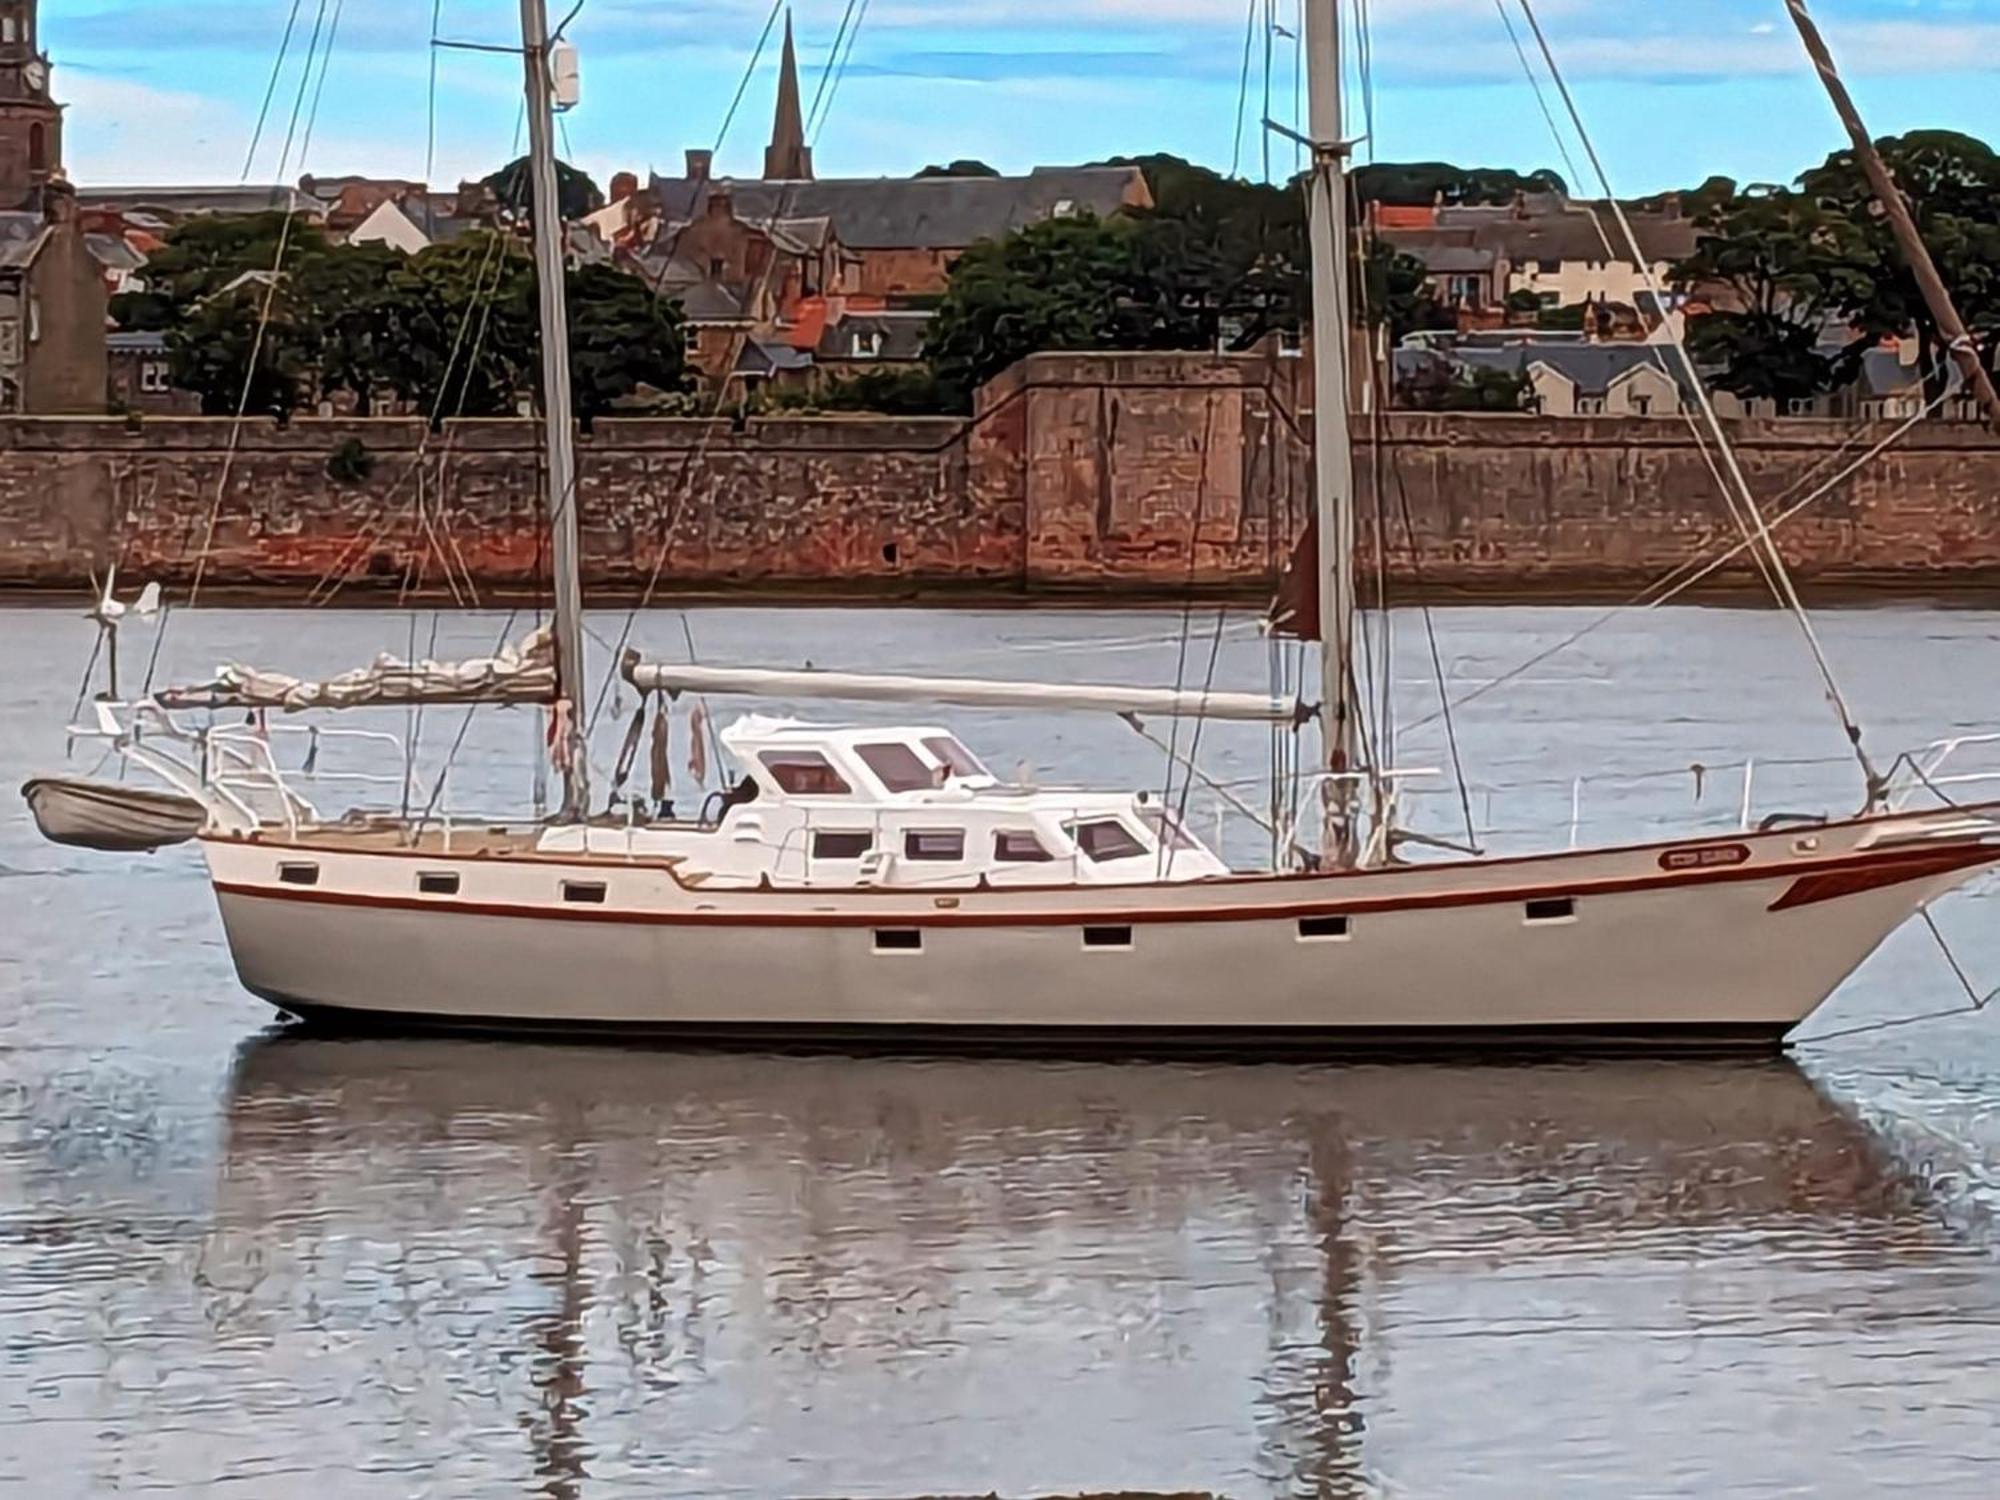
[1302, 0, 1364, 865]
[519, 0, 590, 818]
[1785, 0, 2000, 436]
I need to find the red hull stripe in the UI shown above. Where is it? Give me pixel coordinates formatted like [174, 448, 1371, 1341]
[213, 839, 2000, 931]
[1768, 843, 1998, 911]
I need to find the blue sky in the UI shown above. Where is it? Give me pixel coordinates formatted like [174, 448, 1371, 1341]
[44, 1, 2000, 196]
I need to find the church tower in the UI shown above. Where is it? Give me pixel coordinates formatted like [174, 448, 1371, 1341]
[761, 10, 813, 181]
[0, 0, 62, 210]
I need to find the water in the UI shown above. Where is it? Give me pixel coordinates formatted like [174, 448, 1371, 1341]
[4, 602, 2000, 1497]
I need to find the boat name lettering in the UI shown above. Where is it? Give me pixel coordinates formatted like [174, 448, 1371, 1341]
[1659, 843, 1752, 871]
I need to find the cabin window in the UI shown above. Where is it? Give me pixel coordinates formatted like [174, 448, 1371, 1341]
[812, 830, 872, 861]
[994, 829, 1055, 863]
[417, 871, 460, 896]
[1525, 896, 1576, 923]
[562, 880, 608, 904]
[1083, 925, 1133, 949]
[277, 861, 319, 886]
[1066, 818, 1147, 862]
[759, 750, 851, 796]
[903, 828, 965, 862]
[874, 928, 923, 952]
[1137, 806, 1198, 852]
[921, 736, 987, 779]
[1298, 914, 1350, 940]
[857, 741, 934, 793]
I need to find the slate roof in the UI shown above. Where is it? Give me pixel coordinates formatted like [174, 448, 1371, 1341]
[1382, 206, 1695, 272]
[1409, 340, 1704, 400]
[85, 232, 147, 275]
[0, 212, 49, 270]
[77, 184, 330, 220]
[645, 165, 1146, 251]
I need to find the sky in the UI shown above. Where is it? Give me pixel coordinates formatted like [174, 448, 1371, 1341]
[42, 0, 2000, 197]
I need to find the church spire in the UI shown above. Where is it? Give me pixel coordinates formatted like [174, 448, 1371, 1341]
[762, 9, 813, 181]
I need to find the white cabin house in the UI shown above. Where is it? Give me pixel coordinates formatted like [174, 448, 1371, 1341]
[538, 717, 1232, 890]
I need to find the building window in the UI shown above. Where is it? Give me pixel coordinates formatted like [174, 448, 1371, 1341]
[0, 320, 19, 365]
[27, 123, 43, 172]
[1629, 393, 1651, 416]
[1, 18, 15, 44]
[1576, 396, 1605, 415]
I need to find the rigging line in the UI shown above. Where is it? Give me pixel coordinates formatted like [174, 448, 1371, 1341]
[1791, 908, 1997, 1045]
[1512, 0, 1881, 801]
[1260, 0, 1274, 184]
[1399, 372, 1954, 738]
[242, 0, 307, 181]
[1159, 394, 1222, 871]
[713, 0, 785, 154]
[807, 0, 862, 138]
[1167, 606, 1233, 878]
[190, 0, 336, 609]
[1389, 459, 1479, 849]
[417, 610, 522, 828]
[1492, 0, 1784, 607]
[810, 0, 872, 142]
[1229, 0, 1258, 178]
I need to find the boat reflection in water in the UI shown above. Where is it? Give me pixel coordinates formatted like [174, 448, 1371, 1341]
[204, 1036, 1973, 1498]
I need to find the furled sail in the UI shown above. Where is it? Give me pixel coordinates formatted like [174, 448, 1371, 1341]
[156, 626, 558, 712]
[622, 651, 1306, 724]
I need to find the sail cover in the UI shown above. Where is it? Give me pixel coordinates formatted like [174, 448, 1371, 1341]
[156, 626, 558, 712]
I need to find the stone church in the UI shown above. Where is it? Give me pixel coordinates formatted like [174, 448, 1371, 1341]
[0, 0, 105, 413]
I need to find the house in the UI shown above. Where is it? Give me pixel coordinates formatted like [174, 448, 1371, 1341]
[633, 14, 1150, 303]
[0, 178, 107, 413]
[1375, 194, 1694, 326]
[106, 327, 197, 414]
[74, 184, 329, 227]
[1398, 338, 1697, 417]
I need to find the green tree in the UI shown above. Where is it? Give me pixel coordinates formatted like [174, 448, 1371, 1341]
[480, 155, 604, 223]
[1349, 161, 1567, 207]
[382, 231, 539, 417]
[916, 160, 1000, 179]
[1672, 187, 1867, 403]
[166, 281, 308, 417]
[1798, 130, 2000, 395]
[1397, 359, 1533, 413]
[110, 212, 330, 331]
[293, 242, 408, 416]
[567, 261, 691, 420]
[925, 215, 1180, 406]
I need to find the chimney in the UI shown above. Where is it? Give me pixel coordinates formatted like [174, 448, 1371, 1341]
[685, 150, 712, 182]
[610, 170, 638, 203]
[706, 182, 734, 220]
[42, 170, 75, 226]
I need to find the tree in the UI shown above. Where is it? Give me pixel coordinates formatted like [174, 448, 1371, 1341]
[916, 160, 999, 179]
[166, 281, 309, 417]
[480, 155, 604, 223]
[380, 231, 538, 417]
[1798, 130, 2000, 394]
[1397, 359, 1533, 413]
[566, 261, 691, 420]
[1672, 187, 1868, 404]
[292, 241, 407, 416]
[1359, 240, 1454, 341]
[925, 215, 1180, 406]
[110, 212, 330, 331]
[1350, 161, 1567, 207]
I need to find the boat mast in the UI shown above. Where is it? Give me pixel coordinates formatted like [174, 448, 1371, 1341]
[1302, 0, 1363, 866]
[1784, 0, 2000, 436]
[519, 0, 590, 819]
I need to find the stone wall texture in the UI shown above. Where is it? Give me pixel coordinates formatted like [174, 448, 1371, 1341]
[1, 347, 1996, 599]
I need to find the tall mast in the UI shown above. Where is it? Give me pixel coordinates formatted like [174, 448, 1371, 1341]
[1302, 0, 1362, 866]
[1784, 0, 2000, 436]
[519, 0, 590, 818]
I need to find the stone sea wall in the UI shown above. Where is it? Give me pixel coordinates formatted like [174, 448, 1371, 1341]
[1, 348, 1995, 599]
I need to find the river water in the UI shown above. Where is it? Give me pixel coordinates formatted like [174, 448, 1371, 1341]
[3, 602, 2000, 1497]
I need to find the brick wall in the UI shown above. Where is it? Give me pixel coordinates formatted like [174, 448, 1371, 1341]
[1, 349, 1996, 598]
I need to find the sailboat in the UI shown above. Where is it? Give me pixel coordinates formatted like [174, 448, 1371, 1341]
[24, 1, 2000, 1048]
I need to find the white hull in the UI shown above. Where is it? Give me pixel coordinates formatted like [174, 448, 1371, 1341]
[200, 807, 2000, 1049]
